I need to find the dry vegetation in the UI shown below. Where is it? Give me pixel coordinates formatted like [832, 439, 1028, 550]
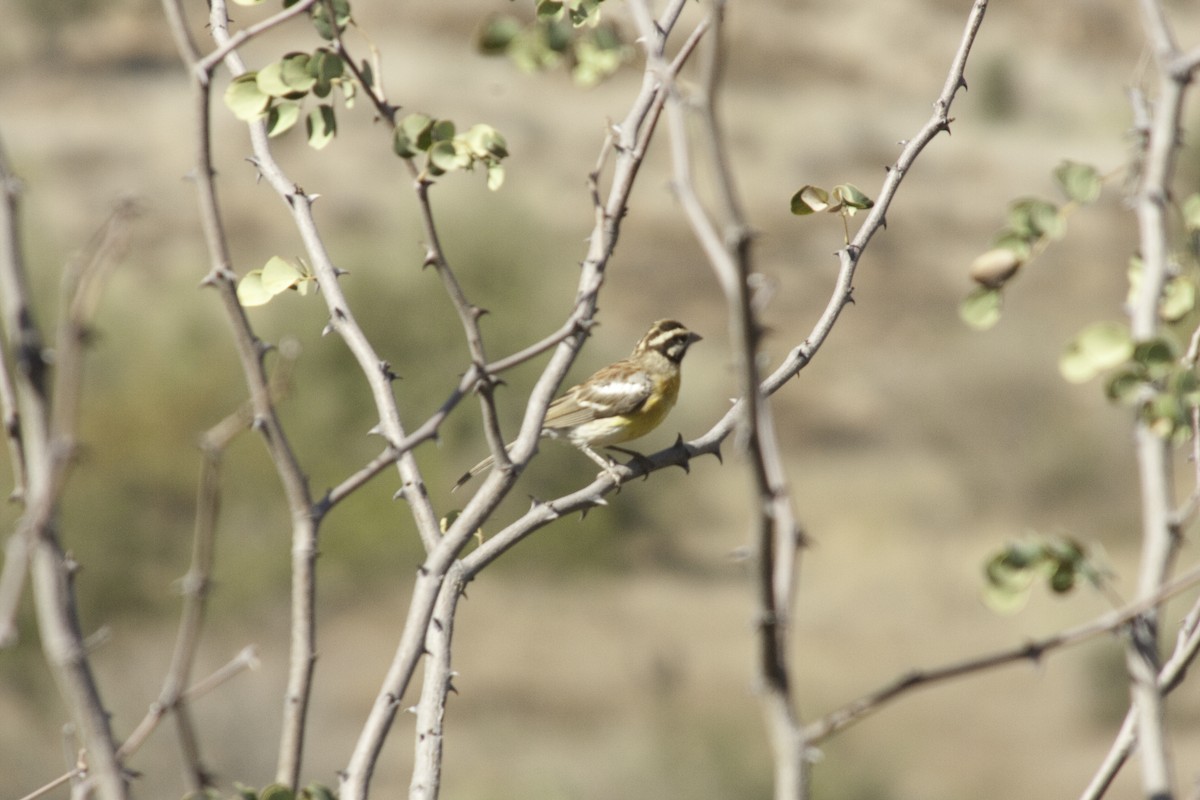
[2, 0, 1200, 798]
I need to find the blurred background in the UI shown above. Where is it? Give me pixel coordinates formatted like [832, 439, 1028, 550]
[3, 0, 1200, 797]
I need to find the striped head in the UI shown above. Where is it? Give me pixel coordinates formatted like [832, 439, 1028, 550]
[633, 319, 702, 365]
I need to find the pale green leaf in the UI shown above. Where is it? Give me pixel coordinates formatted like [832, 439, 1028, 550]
[959, 286, 1003, 330]
[224, 74, 270, 121]
[790, 185, 829, 215]
[830, 183, 874, 211]
[429, 139, 471, 172]
[237, 271, 272, 307]
[1161, 276, 1196, 322]
[486, 162, 505, 191]
[266, 101, 302, 137]
[463, 124, 508, 160]
[1060, 321, 1134, 383]
[1009, 197, 1064, 240]
[261, 256, 304, 294]
[1053, 160, 1102, 204]
[306, 104, 337, 150]
[478, 15, 521, 53]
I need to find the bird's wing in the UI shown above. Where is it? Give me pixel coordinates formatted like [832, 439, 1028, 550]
[542, 362, 653, 430]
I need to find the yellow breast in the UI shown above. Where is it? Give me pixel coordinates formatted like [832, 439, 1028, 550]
[569, 371, 681, 447]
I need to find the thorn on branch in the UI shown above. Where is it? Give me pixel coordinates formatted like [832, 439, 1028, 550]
[380, 360, 399, 382]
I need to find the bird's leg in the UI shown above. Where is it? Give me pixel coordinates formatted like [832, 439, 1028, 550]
[577, 443, 624, 484]
[606, 445, 654, 477]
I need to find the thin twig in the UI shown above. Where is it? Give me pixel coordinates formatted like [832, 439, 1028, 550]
[162, 0, 320, 789]
[804, 559, 1200, 744]
[1081, 591, 1200, 799]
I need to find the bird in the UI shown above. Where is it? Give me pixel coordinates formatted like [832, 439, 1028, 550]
[453, 319, 702, 490]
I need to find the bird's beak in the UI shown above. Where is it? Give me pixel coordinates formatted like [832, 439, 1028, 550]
[689, 332, 703, 344]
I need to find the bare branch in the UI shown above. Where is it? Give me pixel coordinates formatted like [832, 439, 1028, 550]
[162, 0, 321, 788]
[1118, 2, 1195, 794]
[805, 559, 1200, 744]
[408, 563, 464, 800]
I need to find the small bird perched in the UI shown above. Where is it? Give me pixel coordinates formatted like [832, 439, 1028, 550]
[453, 319, 702, 490]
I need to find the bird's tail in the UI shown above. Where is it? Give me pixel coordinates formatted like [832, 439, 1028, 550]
[452, 451, 501, 492]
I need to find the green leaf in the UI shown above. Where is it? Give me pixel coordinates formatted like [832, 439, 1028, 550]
[830, 183, 874, 213]
[1105, 368, 1145, 405]
[959, 286, 1003, 330]
[266, 101, 302, 137]
[238, 257, 307, 307]
[1174, 369, 1200, 408]
[1053, 160, 1102, 204]
[1059, 322, 1134, 383]
[259, 785, 295, 800]
[1182, 193, 1200, 233]
[789, 185, 829, 215]
[224, 74, 270, 121]
[462, 124, 508, 159]
[1009, 197, 1064, 240]
[1144, 393, 1185, 439]
[1049, 562, 1077, 593]
[393, 113, 434, 158]
[257, 53, 316, 97]
[340, 78, 357, 109]
[302, 785, 338, 800]
[570, 0, 603, 26]
[261, 256, 304, 294]
[309, 48, 345, 83]
[312, 0, 352, 39]
[1132, 337, 1178, 380]
[536, 0, 564, 19]
[991, 229, 1034, 261]
[238, 271, 271, 307]
[430, 119, 456, 142]
[306, 104, 337, 150]
[486, 162, 505, 191]
[968, 247, 1022, 289]
[478, 15, 521, 52]
[428, 139, 472, 172]
[1161, 276, 1197, 322]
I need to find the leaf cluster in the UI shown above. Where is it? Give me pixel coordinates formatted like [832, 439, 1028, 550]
[392, 114, 509, 190]
[1055, 194, 1200, 441]
[477, 0, 631, 87]
[982, 535, 1108, 613]
[223, 46, 360, 150]
[185, 783, 336, 800]
[961, 161, 1103, 330]
[237, 256, 316, 307]
[788, 182, 875, 243]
